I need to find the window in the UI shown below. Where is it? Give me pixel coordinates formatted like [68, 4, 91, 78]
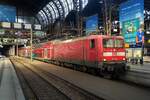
[114, 39, 124, 48]
[103, 39, 114, 48]
[50, 2, 59, 18]
[67, 0, 74, 11]
[60, 0, 69, 17]
[39, 10, 48, 25]
[46, 4, 56, 22]
[90, 39, 95, 48]
[103, 39, 124, 48]
[82, 0, 88, 9]
[36, 14, 44, 24]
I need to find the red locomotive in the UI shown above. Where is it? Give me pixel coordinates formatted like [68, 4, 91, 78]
[19, 35, 127, 78]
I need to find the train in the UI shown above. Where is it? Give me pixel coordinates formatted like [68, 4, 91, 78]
[19, 35, 128, 78]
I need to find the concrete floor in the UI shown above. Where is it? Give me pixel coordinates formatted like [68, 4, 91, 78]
[129, 63, 150, 73]
[0, 58, 25, 100]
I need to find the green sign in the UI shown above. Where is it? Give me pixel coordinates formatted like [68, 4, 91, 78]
[34, 31, 45, 37]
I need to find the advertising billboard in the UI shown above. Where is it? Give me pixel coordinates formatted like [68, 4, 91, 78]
[119, 0, 144, 47]
[86, 15, 98, 35]
[0, 5, 16, 22]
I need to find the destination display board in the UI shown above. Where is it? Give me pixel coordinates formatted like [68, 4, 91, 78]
[0, 38, 28, 45]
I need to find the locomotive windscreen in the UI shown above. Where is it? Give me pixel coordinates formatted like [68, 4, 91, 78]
[103, 39, 124, 48]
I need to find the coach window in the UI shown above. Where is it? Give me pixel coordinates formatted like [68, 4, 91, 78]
[90, 39, 95, 49]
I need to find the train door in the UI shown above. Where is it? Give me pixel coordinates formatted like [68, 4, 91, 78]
[84, 39, 98, 67]
[44, 48, 48, 59]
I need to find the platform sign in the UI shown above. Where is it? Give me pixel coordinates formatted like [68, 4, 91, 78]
[34, 24, 42, 30]
[24, 24, 32, 30]
[1, 22, 11, 28]
[119, 0, 144, 46]
[86, 15, 98, 35]
[0, 5, 16, 22]
[13, 23, 22, 29]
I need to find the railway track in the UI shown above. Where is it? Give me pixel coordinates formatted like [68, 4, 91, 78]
[11, 59, 70, 100]
[11, 59, 37, 100]
[11, 58, 104, 100]
[38, 58, 150, 88]
[15, 57, 150, 88]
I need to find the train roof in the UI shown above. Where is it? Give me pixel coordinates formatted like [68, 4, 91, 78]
[51, 35, 124, 44]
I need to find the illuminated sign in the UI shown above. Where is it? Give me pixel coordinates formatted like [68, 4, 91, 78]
[1, 22, 11, 28]
[0, 38, 28, 45]
[24, 24, 32, 29]
[14, 23, 22, 29]
[119, 0, 144, 46]
[86, 15, 98, 35]
[34, 24, 42, 30]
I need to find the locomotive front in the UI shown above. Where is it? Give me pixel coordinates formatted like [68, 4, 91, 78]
[100, 36, 127, 77]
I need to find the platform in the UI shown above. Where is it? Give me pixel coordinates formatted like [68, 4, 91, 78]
[15, 57, 150, 100]
[144, 56, 150, 63]
[128, 63, 150, 73]
[0, 58, 25, 100]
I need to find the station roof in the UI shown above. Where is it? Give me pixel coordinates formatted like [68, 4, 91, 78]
[0, 0, 49, 15]
[0, 0, 149, 25]
[0, 0, 126, 16]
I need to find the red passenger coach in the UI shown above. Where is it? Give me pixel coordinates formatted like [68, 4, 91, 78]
[19, 35, 127, 77]
[52, 35, 127, 77]
[33, 42, 53, 59]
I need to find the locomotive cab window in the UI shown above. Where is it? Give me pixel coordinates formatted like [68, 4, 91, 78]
[90, 39, 95, 48]
[103, 39, 124, 48]
[103, 39, 113, 48]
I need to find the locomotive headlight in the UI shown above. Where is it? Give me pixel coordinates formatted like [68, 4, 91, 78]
[103, 52, 112, 56]
[103, 59, 106, 61]
[123, 58, 126, 60]
[116, 52, 125, 56]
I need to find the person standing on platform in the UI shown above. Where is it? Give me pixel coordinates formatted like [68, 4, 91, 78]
[136, 28, 144, 47]
[136, 28, 144, 64]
